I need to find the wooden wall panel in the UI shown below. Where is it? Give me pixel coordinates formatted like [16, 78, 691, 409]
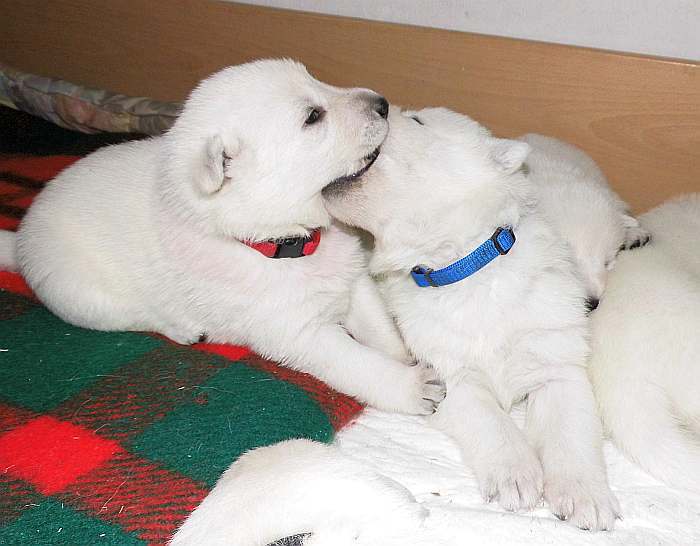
[2, 0, 698, 212]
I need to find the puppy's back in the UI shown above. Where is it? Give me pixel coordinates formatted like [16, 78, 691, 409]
[520, 133, 607, 187]
[17, 138, 163, 327]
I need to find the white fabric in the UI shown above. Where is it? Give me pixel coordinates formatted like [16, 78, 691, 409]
[335, 408, 700, 545]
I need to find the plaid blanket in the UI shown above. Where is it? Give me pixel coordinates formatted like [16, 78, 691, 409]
[0, 106, 363, 545]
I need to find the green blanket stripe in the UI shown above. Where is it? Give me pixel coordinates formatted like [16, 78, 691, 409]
[0, 288, 336, 543]
[133, 362, 334, 486]
[0, 499, 145, 545]
[0, 302, 162, 412]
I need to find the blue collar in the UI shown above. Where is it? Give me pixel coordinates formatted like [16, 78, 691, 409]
[411, 227, 516, 287]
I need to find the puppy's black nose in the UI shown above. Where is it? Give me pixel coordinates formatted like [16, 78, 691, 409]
[585, 297, 600, 313]
[374, 96, 389, 119]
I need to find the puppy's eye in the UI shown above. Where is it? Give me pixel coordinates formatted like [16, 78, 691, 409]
[411, 116, 424, 125]
[305, 108, 324, 126]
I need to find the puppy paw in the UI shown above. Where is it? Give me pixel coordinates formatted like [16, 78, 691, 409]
[474, 445, 544, 511]
[620, 215, 651, 251]
[413, 365, 447, 415]
[620, 231, 651, 251]
[389, 364, 446, 415]
[545, 474, 620, 531]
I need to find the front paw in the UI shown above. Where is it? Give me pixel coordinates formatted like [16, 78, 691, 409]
[545, 474, 620, 531]
[413, 364, 447, 415]
[388, 364, 446, 416]
[474, 444, 544, 512]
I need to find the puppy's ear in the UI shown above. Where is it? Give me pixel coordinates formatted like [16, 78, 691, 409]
[198, 135, 241, 195]
[491, 139, 531, 174]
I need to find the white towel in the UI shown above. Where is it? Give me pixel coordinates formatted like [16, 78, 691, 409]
[335, 407, 700, 545]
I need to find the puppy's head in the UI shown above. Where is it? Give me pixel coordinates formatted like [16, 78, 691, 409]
[323, 107, 531, 264]
[163, 59, 389, 240]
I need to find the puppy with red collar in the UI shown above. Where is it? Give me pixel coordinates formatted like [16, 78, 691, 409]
[0, 59, 444, 415]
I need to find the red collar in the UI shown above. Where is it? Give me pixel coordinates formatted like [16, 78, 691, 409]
[242, 229, 321, 259]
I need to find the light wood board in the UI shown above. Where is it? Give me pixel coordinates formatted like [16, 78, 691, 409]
[2, 0, 698, 211]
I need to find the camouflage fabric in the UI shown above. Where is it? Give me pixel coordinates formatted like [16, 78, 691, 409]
[0, 63, 180, 135]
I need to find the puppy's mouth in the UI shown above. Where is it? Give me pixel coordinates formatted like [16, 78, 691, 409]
[322, 147, 380, 196]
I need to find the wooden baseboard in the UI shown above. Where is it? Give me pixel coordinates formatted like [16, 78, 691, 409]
[2, 0, 698, 211]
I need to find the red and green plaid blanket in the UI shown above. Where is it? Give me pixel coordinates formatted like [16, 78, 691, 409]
[0, 107, 363, 545]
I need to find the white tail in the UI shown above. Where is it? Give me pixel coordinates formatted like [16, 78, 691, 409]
[170, 439, 426, 546]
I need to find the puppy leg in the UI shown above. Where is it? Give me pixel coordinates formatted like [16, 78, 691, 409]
[344, 274, 410, 362]
[247, 323, 444, 415]
[526, 366, 620, 530]
[432, 379, 543, 511]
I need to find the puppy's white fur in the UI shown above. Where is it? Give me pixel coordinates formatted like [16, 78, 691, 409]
[589, 193, 700, 492]
[520, 133, 649, 301]
[170, 439, 428, 546]
[325, 107, 618, 530]
[0, 59, 445, 414]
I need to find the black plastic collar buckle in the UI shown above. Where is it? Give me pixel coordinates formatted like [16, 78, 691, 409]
[274, 236, 311, 259]
[412, 264, 438, 287]
[490, 227, 515, 256]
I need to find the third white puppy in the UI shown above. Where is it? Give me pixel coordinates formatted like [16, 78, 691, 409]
[589, 193, 700, 492]
[325, 107, 619, 530]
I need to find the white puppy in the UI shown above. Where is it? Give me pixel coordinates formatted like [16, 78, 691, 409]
[324, 107, 619, 530]
[0, 59, 445, 415]
[589, 193, 700, 492]
[520, 133, 650, 306]
[170, 439, 428, 546]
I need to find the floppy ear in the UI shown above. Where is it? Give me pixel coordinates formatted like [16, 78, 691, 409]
[197, 134, 241, 195]
[491, 139, 531, 174]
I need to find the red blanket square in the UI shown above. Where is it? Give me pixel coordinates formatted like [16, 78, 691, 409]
[0, 416, 123, 495]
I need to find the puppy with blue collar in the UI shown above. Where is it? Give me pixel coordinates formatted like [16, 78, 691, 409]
[324, 106, 619, 530]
